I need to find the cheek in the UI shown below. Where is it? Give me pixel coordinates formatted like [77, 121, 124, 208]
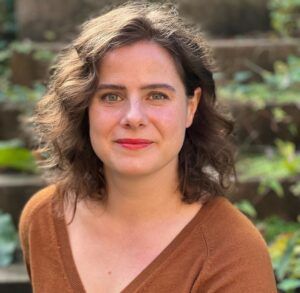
[149, 105, 188, 149]
[88, 104, 119, 135]
[89, 107, 101, 136]
[88, 106, 111, 153]
[88, 106, 112, 160]
[152, 104, 188, 131]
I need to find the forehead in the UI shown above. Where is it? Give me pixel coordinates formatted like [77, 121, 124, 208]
[97, 40, 184, 85]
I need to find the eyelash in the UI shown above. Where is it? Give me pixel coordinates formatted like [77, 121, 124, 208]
[99, 91, 169, 103]
[149, 92, 169, 100]
[100, 93, 122, 102]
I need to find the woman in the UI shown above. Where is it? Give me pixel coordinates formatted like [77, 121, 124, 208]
[19, 2, 277, 292]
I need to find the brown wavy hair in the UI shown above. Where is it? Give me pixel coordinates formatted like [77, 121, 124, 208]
[34, 1, 235, 217]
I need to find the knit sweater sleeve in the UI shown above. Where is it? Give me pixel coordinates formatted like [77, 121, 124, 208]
[18, 197, 33, 280]
[192, 200, 277, 293]
[18, 185, 56, 281]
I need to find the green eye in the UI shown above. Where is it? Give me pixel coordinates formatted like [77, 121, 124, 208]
[150, 92, 168, 100]
[101, 94, 121, 102]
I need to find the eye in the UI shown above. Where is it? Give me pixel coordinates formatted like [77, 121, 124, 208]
[100, 93, 122, 102]
[149, 92, 169, 100]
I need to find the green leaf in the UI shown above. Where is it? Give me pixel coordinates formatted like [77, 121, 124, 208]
[268, 179, 285, 198]
[288, 124, 298, 137]
[0, 211, 18, 267]
[276, 232, 300, 280]
[260, 216, 300, 243]
[272, 107, 288, 123]
[233, 71, 253, 83]
[33, 49, 55, 62]
[258, 178, 284, 197]
[234, 200, 257, 218]
[0, 143, 36, 173]
[290, 182, 300, 197]
[278, 279, 300, 291]
[10, 41, 34, 54]
[275, 140, 295, 161]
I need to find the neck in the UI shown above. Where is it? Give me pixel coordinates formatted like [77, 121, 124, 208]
[98, 161, 185, 225]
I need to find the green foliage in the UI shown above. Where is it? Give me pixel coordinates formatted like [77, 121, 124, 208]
[237, 140, 300, 180]
[0, 0, 16, 39]
[256, 217, 300, 292]
[237, 140, 300, 198]
[279, 279, 300, 292]
[269, 0, 300, 37]
[234, 200, 257, 218]
[0, 40, 54, 96]
[219, 51, 300, 292]
[262, 56, 300, 90]
[0, 139, 37, 173]
[218, 56, 300, 109]
[0, 82, 45, 111]
[10, 40, 55, 62]
[257, 216, 300, 243]
[269, 231, 300, 292]
[0, 210, 19, 267]
[0, 40, 49, 111]
[0, 40, 12, 78]
[290, 182, 300, 197]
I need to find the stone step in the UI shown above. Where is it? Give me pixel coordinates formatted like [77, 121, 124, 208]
[210, 38, 300, 79]
[0, 103, 22, 141]
[16, 0, 270, 41]
[0, 263, 31, 293]
[9, 38, 300, 87]
[0, 172, 299, 227]
[229, 178, 300, 222]
[0, 174, 45, 227]
[229, 101, 300, 150]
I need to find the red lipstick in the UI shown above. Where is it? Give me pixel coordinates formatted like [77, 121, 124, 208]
[115, 138, 153, 150]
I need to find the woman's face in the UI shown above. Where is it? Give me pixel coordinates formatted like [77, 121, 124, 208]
[89, 40, 200, 178]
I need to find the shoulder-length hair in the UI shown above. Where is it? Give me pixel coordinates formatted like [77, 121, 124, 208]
[34, 1, 235, 218]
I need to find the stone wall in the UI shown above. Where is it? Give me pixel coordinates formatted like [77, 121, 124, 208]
[179, 0, 270, 37]
[16, 0, 271, 41]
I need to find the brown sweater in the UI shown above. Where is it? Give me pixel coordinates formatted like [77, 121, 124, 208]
[19, 185, 277, 293]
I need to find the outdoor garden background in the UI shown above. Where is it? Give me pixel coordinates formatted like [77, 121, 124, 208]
[0, 0, 299, 292]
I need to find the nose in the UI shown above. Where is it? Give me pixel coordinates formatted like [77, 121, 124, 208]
[120, 97, 147, 129]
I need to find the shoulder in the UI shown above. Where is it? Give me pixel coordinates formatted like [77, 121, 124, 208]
[201, 197, 268, 257]
[201, 196, 267, 247]
[194, 196, 277, 292]
[18, 185, 58, 246]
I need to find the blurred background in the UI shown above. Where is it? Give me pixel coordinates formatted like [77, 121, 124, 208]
[0, 0, 299, 292]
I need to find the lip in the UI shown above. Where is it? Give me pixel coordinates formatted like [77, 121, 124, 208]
[115, 138, 153, 150]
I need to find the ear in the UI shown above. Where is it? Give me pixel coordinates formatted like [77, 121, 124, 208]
[186, 87, 201, 128]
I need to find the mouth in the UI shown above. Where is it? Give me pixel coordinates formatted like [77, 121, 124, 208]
[115, 138, 153, 150]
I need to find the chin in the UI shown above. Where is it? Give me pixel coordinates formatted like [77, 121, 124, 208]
[115, 167, 156, 177]
[105, 161, 160, 178]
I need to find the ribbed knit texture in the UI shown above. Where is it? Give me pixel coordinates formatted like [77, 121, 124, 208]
[19, 186, 277, 292]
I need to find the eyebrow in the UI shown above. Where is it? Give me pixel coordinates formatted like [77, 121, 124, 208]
[96, 83, 176, 92]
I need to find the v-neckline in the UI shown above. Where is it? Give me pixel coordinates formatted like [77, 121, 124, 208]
[53, 195, 223, 293]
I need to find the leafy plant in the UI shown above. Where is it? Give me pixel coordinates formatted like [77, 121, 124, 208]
[0, 41, 49, 111]
[237, 140, 300, 197]
[0, 139, 37, 173]
[269, 0, 300, 37]
[0, 81, 45, 114]
[0, 0, 16, 40]
[255, 216, 300, 292]
[257, 216, 300, 243]
[218, 56, 300, 109]
[10, 40, 55, 62]
[234, 199, 257, 218]
[0, 210, 19, 267]
[268, 231, 300, 292]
